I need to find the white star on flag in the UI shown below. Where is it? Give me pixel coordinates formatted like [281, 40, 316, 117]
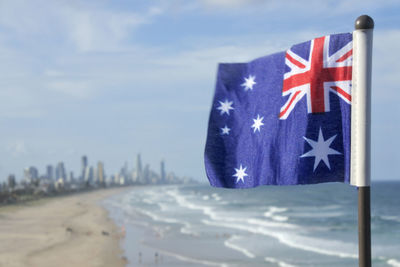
[300, 128, 341, 171]
[241, 75, 256, 91]
[233, 164, 248, 183]
[221, 125, 231, 135]
[217, 100, 234, 115]
[251, 114, 264, 133]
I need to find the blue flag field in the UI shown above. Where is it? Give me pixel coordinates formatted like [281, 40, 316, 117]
[205, 33, 353, 188]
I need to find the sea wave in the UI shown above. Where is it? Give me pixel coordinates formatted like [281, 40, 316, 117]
[135, 207, 198, 236]
[265, 257, 297, 267]
[142, 198, 154, 204]
[387, 258, 400, 267]
[167, 189, 293, 227]
[212, 193, 222, 201]
[166, 189, 218, 220]
[263, 206, 289, 222]
[247, 218, 297, 229]
[380, 215, 400, 223]
[202, 219, 357, 259]
[223, 235, 255, 258]
[154, 247, 229, 267]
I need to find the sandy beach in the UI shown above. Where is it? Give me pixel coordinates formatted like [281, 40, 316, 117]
[0, 188, 130, 267]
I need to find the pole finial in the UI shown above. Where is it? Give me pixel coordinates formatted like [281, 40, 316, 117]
[355, 15, 374, 30]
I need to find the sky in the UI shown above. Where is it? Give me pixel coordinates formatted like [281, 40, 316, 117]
[0, 0, 399, 182]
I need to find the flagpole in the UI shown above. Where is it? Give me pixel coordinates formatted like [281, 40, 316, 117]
[351, 15, 374, 267]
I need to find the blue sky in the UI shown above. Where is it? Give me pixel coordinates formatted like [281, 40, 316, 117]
[0, 0, 399, 181]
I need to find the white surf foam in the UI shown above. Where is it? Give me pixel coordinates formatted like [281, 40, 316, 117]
[211, 193, 222, 201]
[136, 208, 179, 224]
[135, 206, 199, 236]
[381, 215, 400, 223]
[263, 206, 289, 222]
[247, 218, 297, 229]
[202, 219, 357, 259]
[265, 206, 288, 213]
[167, 189, 260, 225]
[167, 189, 219, 220]
[143, 198, 154, 204]
[158, 203, 169, 211]
[291, 211, 345, 218]
[224, 235, 255, 258]
[388, 258, 400, 267]
[265, 257, 297, 267]
[167, 189, 301, 239]
[155, 247, 229, 267]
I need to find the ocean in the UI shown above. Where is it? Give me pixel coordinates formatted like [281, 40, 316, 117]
[103, 182, 400, 266]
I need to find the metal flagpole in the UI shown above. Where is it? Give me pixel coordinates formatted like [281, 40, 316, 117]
[351, 15, 374, 267]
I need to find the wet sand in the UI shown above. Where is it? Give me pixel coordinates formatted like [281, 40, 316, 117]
[0, 188, 131, 267]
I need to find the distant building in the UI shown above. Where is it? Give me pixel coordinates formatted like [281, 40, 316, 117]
[7, 174, 16, 190]
[84, 166, 94, 184]
[55, 162, 66, 181]
[81, 156, 88, 181]
[160, 160, 166, 183]
[46, 165, 54, 180]
[24, 166, 39, 184]
[97, 161, 105, 185]
[67, 171, 74, 183]
[131, 170, 138, 183]
[55, 177, 65, 190]
[136, 154, 142, 180]
[143, 164, 150, 184]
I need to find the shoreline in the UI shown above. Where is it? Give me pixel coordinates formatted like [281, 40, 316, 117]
[0, 187, 131, 267]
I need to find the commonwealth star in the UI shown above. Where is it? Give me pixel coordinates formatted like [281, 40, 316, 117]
[233, 164, 248, 183]
[300, 128, 341, 171]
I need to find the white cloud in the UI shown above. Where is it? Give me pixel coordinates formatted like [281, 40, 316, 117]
[46, 80, 95, 99]
[200, 0, 398, 11]
[6, 141, 29, 158]
[0, 87, 45, 119]
[373, 29, 400, 102]
[201, 0, 263, 8]
[61, 8, 147, 52]
[44, 70, 65, 77]
[0, 1, 165, 53]
[58, 3, 167, 52]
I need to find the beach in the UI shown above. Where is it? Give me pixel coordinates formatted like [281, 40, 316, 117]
[0, 188, 130, 267]
[2, 183, 399, 267]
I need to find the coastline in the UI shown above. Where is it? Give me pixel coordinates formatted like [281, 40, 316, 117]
[0, 187, 131, 267]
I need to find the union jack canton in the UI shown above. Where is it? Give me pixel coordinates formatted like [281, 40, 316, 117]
[205, 33, 352, 188]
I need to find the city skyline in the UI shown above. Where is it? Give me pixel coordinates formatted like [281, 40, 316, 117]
[0, 152, 190, 205]
[4, 153, 179, 185]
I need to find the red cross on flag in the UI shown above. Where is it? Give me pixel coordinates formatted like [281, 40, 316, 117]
[279, 35, 353, 120]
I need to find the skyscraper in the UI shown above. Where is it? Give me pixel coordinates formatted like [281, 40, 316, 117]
[143, 164, 150, 184]
[97, 161, 105, 185]
[68, 171, 74, 182]
[84, 166, 93, 183]
[24, 166, 39, 183]
[46, 165, 54, 180]
[160, 160, 166, 183]
[81, 156, 88, 181]
[136, 154, 142, 180]
[7, 174, 16, 190]
[56, 162, 66, 181]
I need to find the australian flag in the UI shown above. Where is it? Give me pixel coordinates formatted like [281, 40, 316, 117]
[205, 33, 352, 188]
